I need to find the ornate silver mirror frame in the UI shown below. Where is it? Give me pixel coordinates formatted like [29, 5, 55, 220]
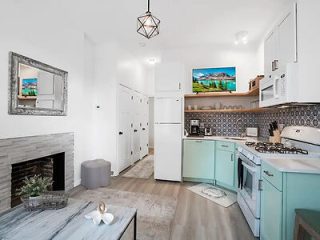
[8, 52, 68, 116]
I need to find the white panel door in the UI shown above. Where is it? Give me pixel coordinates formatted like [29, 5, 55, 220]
[154, 124, 182, 181]
[140, 96, 149, 158]
[154, 97, 182, 123]
[118, 86, 132, 172]
[132, 92, 141, 163]
[155, 62, 184, 92]
[36, 71, 55, 108]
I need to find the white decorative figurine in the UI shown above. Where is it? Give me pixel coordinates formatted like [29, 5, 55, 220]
[85, 201, 114, 225]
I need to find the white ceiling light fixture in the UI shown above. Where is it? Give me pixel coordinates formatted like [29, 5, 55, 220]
[137, 0, 160, 39]
[234, 31, 249, 45]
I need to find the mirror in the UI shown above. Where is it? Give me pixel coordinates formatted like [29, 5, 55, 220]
[8, 52, 68, 116]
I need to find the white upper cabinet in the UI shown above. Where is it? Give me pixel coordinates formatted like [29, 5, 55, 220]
[260, 3, 298, 107]
[278, 10, 297, 71]
[264, 3, 297, 78]
[155, 62, 185, 93]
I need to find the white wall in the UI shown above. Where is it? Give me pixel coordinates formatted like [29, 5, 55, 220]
[160, 44, 263, 93]
[91, 41, 149, 175]
[0, 22, 96, 186]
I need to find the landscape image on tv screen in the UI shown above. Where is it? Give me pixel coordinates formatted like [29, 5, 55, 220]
[192, 67, 236, 93]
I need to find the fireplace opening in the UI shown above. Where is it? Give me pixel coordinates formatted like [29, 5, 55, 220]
[11, 152, 65, 207]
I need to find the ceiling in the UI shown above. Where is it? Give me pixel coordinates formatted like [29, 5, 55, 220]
[4, 0, 293, 57]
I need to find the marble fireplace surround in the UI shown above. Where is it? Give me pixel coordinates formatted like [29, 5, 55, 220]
[0, 133, 74, 213]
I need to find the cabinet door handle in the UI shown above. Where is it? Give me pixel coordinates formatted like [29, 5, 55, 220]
[142, 128, 146, 131]
[195, 140, 203, 143]
[179, 82, 181, 90]
[221, 145, 228, 148]
[119, 131, 123, 135]
[272, 61, 275, 71]
[274, 60, 279, 70]
[231, 154, 234, 162]
[134, 129, 138, 132]
[263, 170, 274, 177]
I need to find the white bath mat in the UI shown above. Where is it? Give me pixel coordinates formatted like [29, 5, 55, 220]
[187, 183, 237, 208]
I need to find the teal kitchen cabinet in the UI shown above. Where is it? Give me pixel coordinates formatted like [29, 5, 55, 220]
[215, 141, 237, 191]
[260, 161, 320, 240]
[183, 140, 215, 183]
[260, 176, 283, 240]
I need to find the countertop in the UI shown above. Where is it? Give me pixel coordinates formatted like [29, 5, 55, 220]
[238, 142, 320, 174]
[183, 135, 320, 174]
[183, 135, 260, 143]
[259, 156, 320, 174]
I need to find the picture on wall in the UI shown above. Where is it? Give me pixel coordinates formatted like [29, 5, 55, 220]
[192, 67, 236, 93]
[21, 78, 38, 96]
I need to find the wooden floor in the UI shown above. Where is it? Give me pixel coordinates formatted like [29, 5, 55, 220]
[72, 149, 256, 240]
[99, 167, 256, 240]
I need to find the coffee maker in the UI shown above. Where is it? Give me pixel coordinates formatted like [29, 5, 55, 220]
[190, 119, 200, 135]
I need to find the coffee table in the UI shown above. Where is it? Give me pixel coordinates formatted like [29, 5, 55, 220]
[0, 199, 137, 240]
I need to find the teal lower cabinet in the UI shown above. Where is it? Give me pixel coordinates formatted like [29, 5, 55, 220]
[260, 161, 320, 240]
[260, 177, 283, 240]
[183, 140, 215, 183]
[215, 141, 237, 191]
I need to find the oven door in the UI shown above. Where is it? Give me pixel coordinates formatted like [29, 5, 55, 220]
[238, 153, 261, 218]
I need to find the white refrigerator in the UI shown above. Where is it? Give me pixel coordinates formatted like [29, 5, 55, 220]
[154, 96, 182, 181]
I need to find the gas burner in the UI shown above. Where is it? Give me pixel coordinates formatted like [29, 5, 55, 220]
[246, 141, 309, 155]
[245, 142, 256, 146]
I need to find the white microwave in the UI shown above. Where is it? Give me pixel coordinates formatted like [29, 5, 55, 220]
[259, 63, 298, 108]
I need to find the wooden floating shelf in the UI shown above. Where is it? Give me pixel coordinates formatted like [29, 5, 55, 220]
[184, 107, 268, 113]
[184, 88, 259, 98]
[18, 96, 37, 100]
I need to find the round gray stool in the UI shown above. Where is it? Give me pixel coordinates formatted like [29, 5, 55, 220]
[81, 159, 111, 189]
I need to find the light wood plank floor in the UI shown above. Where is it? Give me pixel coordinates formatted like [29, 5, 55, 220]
[73, 150, 256, 240]
[77, 169, 256, 240]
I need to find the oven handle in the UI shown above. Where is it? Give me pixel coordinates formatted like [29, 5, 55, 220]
[241, 161, 257, 173]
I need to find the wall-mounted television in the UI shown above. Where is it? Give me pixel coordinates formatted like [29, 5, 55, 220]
[192, 67, 236, 93]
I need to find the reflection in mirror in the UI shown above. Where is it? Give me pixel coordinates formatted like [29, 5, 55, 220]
[18, 64, 64, 110]
[9, 52, 68, 116]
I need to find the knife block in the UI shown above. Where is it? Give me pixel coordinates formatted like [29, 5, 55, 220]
[269, 130, 281, 144]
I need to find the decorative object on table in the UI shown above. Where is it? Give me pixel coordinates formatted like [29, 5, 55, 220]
[193, 105, 198, 110]
[187, 105, 192, 110]
[85, 201, 114, 225]
[137, 0, 160, 39]
[18, 175, 52, 208]
[21, 191, 69, 211]
[187, 183, 237, 208]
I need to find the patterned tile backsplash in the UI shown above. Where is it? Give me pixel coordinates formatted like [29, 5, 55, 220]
[185, 105, 320, 138]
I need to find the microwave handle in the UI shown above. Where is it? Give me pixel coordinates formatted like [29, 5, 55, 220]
[241, 161, 257, 173]
[273, 76, 280, 99]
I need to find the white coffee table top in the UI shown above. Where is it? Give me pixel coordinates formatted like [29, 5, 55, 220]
[0, 198, 137, 240]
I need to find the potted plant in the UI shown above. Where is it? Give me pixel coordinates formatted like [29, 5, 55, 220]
[17, 175, 52, 208]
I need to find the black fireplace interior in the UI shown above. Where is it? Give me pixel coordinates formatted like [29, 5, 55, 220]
[11, 152, 65, 207]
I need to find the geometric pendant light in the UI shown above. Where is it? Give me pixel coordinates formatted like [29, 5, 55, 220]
[137, 0, 160, 39]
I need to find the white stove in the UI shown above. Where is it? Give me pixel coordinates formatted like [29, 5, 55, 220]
[237, 126, 320, 237]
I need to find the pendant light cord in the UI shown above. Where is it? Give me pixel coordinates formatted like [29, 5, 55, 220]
[147, 0, 150, 13]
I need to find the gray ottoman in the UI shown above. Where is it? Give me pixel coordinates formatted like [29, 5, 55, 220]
[81, 159, 111, 189]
